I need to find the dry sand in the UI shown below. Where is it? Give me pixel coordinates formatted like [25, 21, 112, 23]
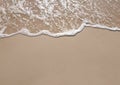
[0, 27, 120, 85]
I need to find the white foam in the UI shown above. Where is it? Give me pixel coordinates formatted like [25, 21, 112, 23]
[0, 0, 120, 38]
[0, 21, 120, 38]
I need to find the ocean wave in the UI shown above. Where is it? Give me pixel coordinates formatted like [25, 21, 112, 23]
[0, 0, 120, 38]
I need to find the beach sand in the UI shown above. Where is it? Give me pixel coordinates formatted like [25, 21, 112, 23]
[0, 27, 120, 85]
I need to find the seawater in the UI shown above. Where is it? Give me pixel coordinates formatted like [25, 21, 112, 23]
[0, 0, 120, 38]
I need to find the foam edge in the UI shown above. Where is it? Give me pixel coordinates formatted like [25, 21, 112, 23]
[0, 22, 120, 38]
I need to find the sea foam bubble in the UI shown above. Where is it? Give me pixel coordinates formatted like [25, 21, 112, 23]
[0, 0, 120, 38]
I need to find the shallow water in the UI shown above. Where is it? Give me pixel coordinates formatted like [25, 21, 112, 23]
[0, 0, 120, 38]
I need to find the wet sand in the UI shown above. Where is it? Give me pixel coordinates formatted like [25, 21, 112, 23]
[0, 27, 120, 85]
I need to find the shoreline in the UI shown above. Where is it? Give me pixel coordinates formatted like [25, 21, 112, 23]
[0, 27, 120, 85]
[0, 22, 120, 39]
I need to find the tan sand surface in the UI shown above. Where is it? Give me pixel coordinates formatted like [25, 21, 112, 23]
[0, 27, 120, 85]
